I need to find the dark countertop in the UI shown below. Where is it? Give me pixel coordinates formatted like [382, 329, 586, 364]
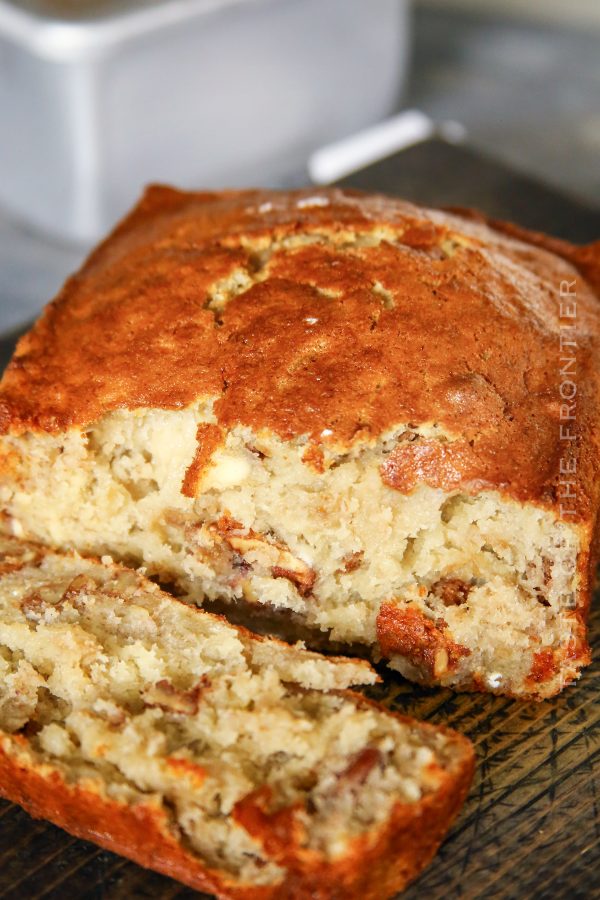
[407, 4, 600, 205]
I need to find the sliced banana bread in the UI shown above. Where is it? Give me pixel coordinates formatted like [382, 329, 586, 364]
[0, 537, 474, 899]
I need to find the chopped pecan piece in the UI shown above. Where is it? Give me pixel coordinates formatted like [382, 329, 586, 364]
[213, 514, 245, 536]
[20, 587, 62, 620]
[339, 550, 364, 573]
[397, 429, 418, 443]
[269, 547, 315, 595]
[20, 591, 46, 621]
[142, 676, 210, 715]
[227, 534, 272, 557]
[0, 543, 44, 576]
[245, 442, 268, 459]
[337, 747, 383, 787]
[271, 563, 316, 596]
[219, 521, 316, 597]
[430, 577, 472, 607]
[231, 552, 253, 575]
[21, 573, 99, 621]
[0, 558, 25, 577]
[376, 603, 470, 678]
[542, 557, 552, 587]
[62, 574, 97, 605]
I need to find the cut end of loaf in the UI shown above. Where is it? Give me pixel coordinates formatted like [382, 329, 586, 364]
[0, 408, 590, 699]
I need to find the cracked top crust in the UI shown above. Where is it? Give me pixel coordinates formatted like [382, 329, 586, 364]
[1, 186, 599, 517]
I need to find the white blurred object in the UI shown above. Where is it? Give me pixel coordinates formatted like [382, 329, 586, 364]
[0, 0, 411, 243]
[309, 110, 465, 184]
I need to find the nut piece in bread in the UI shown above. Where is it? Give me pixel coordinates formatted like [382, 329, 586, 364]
[0, 187, 599, 698]
[0, 537, 474, 899]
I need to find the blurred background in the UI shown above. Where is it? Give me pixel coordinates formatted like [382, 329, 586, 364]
[0, 0, 599, 332]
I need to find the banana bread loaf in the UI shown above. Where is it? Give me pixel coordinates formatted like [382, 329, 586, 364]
[0, 536, 474, 899]
[0, 186, 599, 698]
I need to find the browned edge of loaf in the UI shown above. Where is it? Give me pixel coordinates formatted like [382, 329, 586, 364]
[0, 697, 475, 900]
[450, 209, 600, 695]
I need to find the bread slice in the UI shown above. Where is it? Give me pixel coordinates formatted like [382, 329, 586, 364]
[0, 536, 474, 899]
[0, 187, 598, 698]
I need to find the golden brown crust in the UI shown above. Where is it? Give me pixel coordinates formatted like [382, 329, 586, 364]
[0, 187, 599, 523]
[0, 702, 474, 900]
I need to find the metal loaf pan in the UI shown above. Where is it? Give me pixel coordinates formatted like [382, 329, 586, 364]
[0, 0, 410, 242]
